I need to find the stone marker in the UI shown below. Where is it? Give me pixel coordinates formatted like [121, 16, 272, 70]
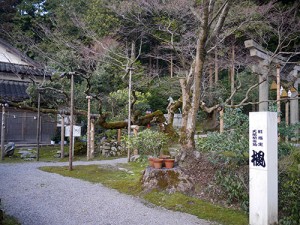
[249, 112, 278, 225]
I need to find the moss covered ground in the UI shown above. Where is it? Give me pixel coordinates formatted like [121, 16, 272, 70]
[1, 214, 21, 225]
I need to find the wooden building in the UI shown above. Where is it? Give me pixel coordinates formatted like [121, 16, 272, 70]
[0, 38, 56, 144]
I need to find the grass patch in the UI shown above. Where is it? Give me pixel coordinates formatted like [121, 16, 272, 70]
[143, 191, 248, 225]
[1, 213, 21, 225]
[40, 162, 145, 195]
[41, 162, 248, 225]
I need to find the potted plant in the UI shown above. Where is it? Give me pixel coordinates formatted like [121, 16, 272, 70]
[148, 157, 154, 167]
[164, 158, 175, 169]
[153, 158, 164, 169]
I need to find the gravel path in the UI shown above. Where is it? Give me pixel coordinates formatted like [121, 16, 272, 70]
[0, 158, 212, 225]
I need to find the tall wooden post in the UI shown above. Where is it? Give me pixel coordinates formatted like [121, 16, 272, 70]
[69, 72, 75, 171]
[276, 64, 281, 123]
[1, 104, 6, 160]
[60, 114, 65, 158]
[290, 80, 299, 141]
[127, 67, 132, 162]
[90, 118, 95, 158]
[285, 100, 289, 142]
[36, 93, 41, 161]
[86, 96, 92, 160]
[117, 129, 121, 143]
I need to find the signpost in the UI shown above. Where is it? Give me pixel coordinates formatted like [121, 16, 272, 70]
[249, 112, 278, 225]
[65, 125, 81, 159]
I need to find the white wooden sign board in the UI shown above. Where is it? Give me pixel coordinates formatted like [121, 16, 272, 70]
[65, 125, 81, 137]
[249, 112, 278, 225]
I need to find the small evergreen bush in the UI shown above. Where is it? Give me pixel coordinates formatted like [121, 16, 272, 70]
[196, 108, 249, 165]
[74, 141, 87, 155]
[123, 129, 168, 157]
[279, 149, 300, 225]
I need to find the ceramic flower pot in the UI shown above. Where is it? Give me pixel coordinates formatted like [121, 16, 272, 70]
[148, 157, 154, 167]
[164, 159, 175, 169]
[153, 158, 163, 169]
[159, 155, 170, 167]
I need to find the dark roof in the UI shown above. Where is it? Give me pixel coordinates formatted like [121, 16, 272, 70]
[0, 80, 30, 102]
[0, 61, 51, 77]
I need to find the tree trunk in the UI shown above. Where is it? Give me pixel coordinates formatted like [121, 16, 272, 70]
[167, 98, 182, 125]
[213, 46, 219, 128]
[230, 44, 235, 106]
[209, 64, 213, 88]
[220, 108, 224, 133]
[215, 47, 219, 83]
[170, 33, 174, 78]
[179, 2, 209, 160]
[179, 77, 192, 151]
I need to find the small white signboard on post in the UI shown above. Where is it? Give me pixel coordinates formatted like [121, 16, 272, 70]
[65, 125, 81, 158]
[65, 125, 81, 137]
[249, 112, 278, 225]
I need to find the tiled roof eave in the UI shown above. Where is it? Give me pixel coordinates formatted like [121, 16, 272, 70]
[0, 61, 51, 77]
[0, 80, 30, 102]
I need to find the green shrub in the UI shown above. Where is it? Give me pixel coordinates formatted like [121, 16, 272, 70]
[278, 122, 300, 140]
[103, 129, 118, 140]
[196, 108, 249, 165]
[51, 128, 61, 143]
[279, 150, 300, 224]
[279, 142, 296, 159]
[74, 141, 87, 155]
[215, 169, 249, 211]
[195, 109, 250, 209]
[123, 129, 168, 157]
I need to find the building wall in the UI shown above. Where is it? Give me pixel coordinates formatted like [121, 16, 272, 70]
[0, 45, 29, 65]
[0, 39, 55, 144]
[0, 108, 56, 144]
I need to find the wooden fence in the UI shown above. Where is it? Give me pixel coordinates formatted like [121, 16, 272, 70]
[0, 108, 56, 144]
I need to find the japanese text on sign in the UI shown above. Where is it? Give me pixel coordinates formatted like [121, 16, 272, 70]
[251, 129, 266, 168]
